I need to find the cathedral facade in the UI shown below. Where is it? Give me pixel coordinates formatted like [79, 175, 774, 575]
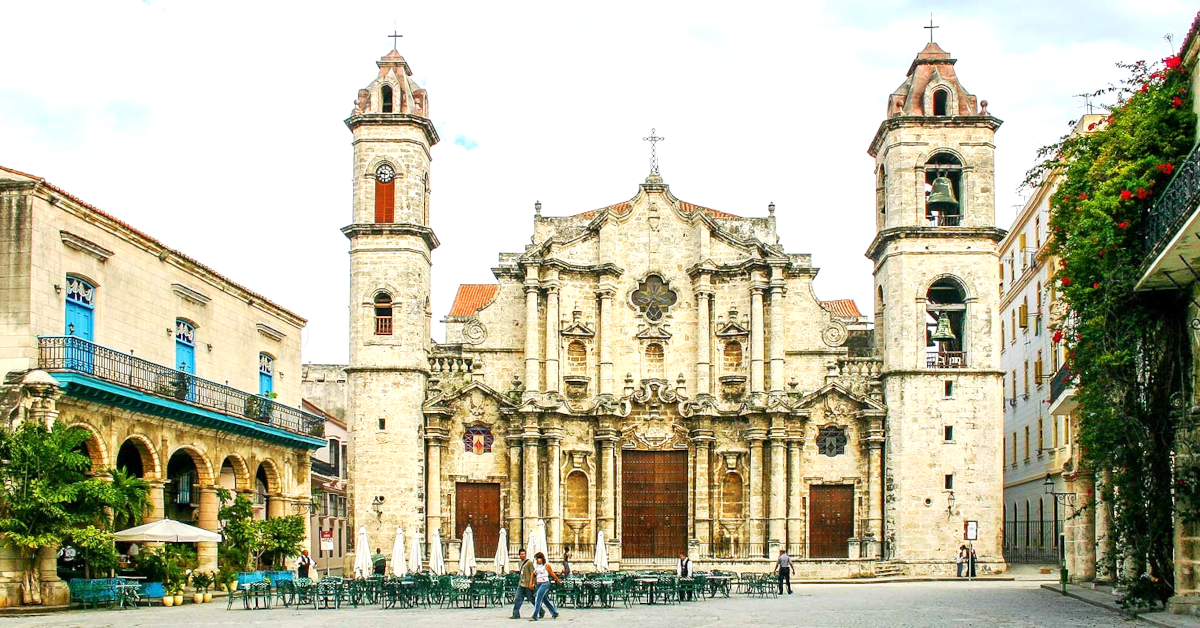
[341, 42, 1004, 575]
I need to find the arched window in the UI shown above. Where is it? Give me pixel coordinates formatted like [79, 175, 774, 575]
[924, 152, 962, 226]
[565, 472, 588, 521]
[933, 88, 949, 116]
[381, 84, 394, 113]
[258, 353, 274, 396]
[374, 164, 395, 223]
[723, 341, 743, 372]
[925, 277, 967, 368]
[374, 293, 393, 335]
[567, 341, 587, 375]
[645, 343, 665, 378]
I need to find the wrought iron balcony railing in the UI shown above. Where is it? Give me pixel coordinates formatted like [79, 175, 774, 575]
[38, 335, 323, 438]
[1049, 363, 1074, 405]
[926, 351, 967, 369]
[1143, 142, 1200, 262]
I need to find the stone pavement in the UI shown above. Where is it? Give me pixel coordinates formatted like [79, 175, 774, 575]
[6, 580, 1193, 628]
[1042, 582, 1200, 628]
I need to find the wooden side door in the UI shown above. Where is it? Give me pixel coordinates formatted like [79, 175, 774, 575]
[621, 451, 688, 558]
[455, 482, 500, 558]
[809, 485, 854, 558]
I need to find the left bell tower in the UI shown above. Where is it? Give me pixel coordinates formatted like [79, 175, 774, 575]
[343, 45, 439, 557]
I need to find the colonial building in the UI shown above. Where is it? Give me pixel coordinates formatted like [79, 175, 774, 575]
[343, 42, 1005, 575]
[0, 166, 325, 605]
[303, 398, 349, 577]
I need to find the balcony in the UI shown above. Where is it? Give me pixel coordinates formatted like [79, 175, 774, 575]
[1138, 142, 1200, 291]
[1047, 363, 1077, 415]
[38, 336, 325, 449]
[926, 351, 966, 369]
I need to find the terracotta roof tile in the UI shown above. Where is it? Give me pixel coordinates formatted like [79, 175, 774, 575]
[449, 284, 499, 317]
[570, 199, 740, 220]
[821, 299, 863, 318]
[0, 165, 306, 324]
[678, 200, 740, 219]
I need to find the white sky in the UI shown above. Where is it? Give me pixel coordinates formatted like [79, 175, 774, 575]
[1, 1, 1196, 364]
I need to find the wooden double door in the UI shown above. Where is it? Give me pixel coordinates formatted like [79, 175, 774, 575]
[621, 450, 688, 558]
[809, 485, 854, 558]
[456, 482, 500, 558]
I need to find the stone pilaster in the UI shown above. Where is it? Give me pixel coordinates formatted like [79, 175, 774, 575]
[768, 269, 786, 393]
[866, 428, 885, 558]
[522, 420, 541, 531]
[691, 430, 714, 545]
[544, 279, 561, 392]
[524, 271, 542, 393]
[146, 480, 166, 523]
[786, 437, 803, 552]
[1066, 472, 1097, 582]
[767, 424, 787, 543]
[546, 429, 563, 544]
[426, 428, 446, 538]
[750, 283, 766, 394]
[197, 485, 220, 573]
[747, 430, 766, 547]
[596, 430, 618, 538]
[507, 431, 523, 543]
[597, 287, 615, 395]
[694, 286, 713, 396]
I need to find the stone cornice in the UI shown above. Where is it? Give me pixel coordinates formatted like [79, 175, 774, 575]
[865, 226, 1006, 261]
[868, 115, 1003, 158]
[59, 229, 114, 262]
[342, 222, 440, 250]
[344, 113, 440, 146]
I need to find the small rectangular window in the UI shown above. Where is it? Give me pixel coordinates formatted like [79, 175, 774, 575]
[378, 417, 386, 430]
[944, 474, 954, 490]
[944, 381, 953, 397]
[944, 425, 954, 441]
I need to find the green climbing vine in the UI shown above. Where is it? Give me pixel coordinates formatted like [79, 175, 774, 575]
[1024, 27, 1198, 608]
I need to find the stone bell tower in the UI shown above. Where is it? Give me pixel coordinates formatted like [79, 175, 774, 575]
[866, 41, 1005, 573]
[343, 45, 439, 555]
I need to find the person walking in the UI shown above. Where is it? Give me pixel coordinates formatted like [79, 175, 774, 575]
[530, 552, 561, 621]
[296, 549, 317, 579]
[677, 552, 694, 600]
[510, 549, 535, 619]
[562, 545, 572, 577]
[775, 548, 795, 594]
[956, 545, 968, 578]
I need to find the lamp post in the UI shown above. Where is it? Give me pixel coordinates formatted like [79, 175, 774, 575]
[1043, 473, 1076, 594]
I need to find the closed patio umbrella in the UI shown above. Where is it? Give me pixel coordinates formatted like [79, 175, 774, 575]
[525, 519, 548, 560]
[460, 526, 477, 576]
[493, 528, 509, 572]
[391, 527, 407, 577]
[353, 526, 372, 579]
[409, 531, 424, 573]
[429, 528, 446, 575]
[593, 530, 609, 572]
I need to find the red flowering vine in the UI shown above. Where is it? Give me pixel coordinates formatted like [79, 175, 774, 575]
[1118, 221, 1130, 229]
[1120, 189, 1134, 200]
[1158, 163, 1175, 175]
[1173, 96, 1184, 108]
[1078, 192, 1089, 200]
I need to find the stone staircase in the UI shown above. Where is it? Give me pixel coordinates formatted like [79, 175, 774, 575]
[873, 562, 904, 578]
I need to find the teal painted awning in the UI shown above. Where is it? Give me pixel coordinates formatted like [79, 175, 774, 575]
[52, 371, 325, 450]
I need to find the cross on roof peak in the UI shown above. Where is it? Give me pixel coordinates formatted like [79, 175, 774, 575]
[389, 30, 403, 51]
[643, 128, 665, 175]
[924, 14, 939, 43]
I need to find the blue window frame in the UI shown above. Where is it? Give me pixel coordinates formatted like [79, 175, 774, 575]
[259, 353, 274, 396]
[64, 276, 95, 373]
[175, 320, 196, 375]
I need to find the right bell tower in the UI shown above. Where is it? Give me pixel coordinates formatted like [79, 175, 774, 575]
[866, 41, 1005, 573]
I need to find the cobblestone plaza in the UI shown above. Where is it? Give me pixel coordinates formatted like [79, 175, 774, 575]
[2, 582, 1153, 628]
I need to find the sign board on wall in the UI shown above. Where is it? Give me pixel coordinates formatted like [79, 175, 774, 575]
[964, 520, 979, 541]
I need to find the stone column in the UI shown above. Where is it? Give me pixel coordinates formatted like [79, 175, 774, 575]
[750, 284, 766, 394]
[544, 281, 561, 392]
[524, 271, 542, 393]
[695, 287, 712, 396]
[596, 432, 617, 538]
[1095, 473, 1116, 581]
[866, 430, 885, 558]
[267, 494, 287, 519]
[597, 288, 615, 395]
[1066, 472, 1097, 582]
[197, 485, 220, 573]
[692, 432, 713, 545]
[547, 431, 563, 544]
[507, 432, 523, 543]
[767, 425, 787, 543]
[786, 439, 802, 553]
[146, 480, 166, 523]
[522, 424, 541, 532]
[426, 431, 445, 538]
[748, 431, 766, 547]
[768, 275, 786, 393]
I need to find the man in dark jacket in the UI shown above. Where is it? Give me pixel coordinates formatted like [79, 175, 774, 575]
[510, 549, 535, 619]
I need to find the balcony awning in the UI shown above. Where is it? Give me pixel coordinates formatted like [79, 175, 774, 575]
[52, 371, 325, 450]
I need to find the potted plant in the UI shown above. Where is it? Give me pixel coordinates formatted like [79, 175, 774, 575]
[191, 571, 212, 603]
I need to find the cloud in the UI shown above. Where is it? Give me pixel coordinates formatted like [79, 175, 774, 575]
[453, 135, 479, 150]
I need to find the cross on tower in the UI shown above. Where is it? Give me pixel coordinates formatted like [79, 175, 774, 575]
[924, 14, 939, 43]
[643, 128, 665, 175]
[389, 30, 403, 51]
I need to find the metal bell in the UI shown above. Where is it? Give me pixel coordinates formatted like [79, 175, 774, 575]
[927, 176, 959, 213]
[931, 312, 956, 342]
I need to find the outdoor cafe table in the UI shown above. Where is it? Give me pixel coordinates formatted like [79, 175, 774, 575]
[634, 577, 660, 605]
[704, 575, 732, 598]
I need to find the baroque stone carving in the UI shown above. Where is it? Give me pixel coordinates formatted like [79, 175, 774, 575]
[822, 321, 849, 347]
[816, 425, 848, 457]
[462, 319, 487, 345]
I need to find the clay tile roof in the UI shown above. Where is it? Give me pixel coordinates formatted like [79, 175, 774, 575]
[571, 201, 630, 219]
[678, 200, 740, 219]
[382, 49, 406, 61]
[0, 165, 306, 324]
[449, 284, 499, 317]
[821, 299, 863, 318]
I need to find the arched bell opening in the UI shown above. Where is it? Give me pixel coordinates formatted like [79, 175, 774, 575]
[924, 153, 962, 226]
[925, 277, 968, 368]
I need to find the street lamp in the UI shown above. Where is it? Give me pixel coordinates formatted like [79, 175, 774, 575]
[292, 498, 317, 515]
[1042, 473, 1075, 593]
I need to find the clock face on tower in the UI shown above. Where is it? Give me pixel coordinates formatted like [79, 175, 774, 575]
[376, 164, 395, 184]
